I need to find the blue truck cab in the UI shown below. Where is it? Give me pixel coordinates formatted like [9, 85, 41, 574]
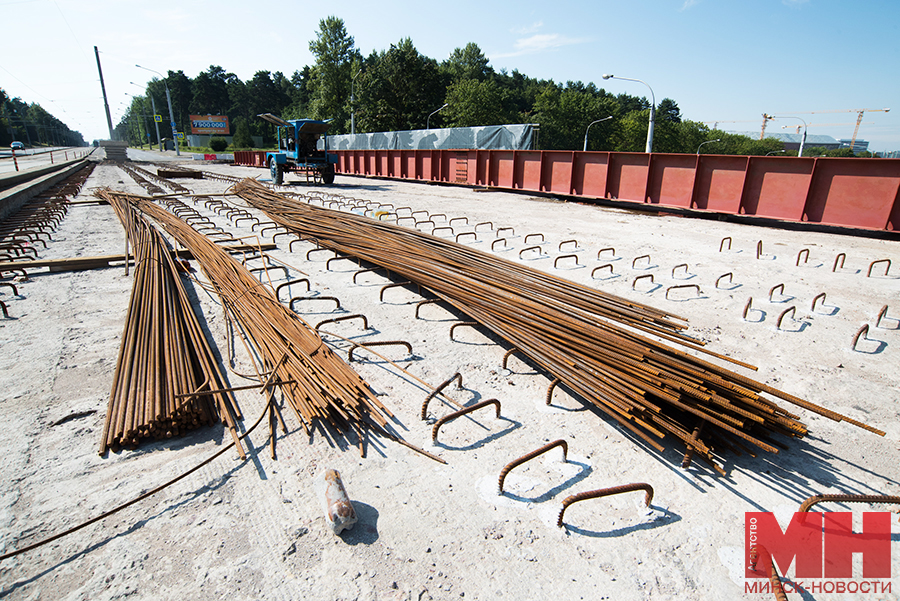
[259, 113, 338, 185]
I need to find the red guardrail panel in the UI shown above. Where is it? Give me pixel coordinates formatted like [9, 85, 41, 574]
[647, 153, 697, 207]
[572, 152, 610, 198]
[515, 151, 543, 191]
[804, 158, 900, 230]
[540, 151, 574, 195]
[742, 157, 813, 221]
[608, 152, 651, 202]
[330, 149, 898, 232]
[489, 151, 515, 188]
[692, 155, 748, 213]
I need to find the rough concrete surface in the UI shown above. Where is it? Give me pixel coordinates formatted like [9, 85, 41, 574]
[0, 153, 898, 600]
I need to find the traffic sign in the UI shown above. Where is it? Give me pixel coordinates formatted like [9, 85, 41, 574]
[175, 132, 184, 139]
[154, 115, 162, 122]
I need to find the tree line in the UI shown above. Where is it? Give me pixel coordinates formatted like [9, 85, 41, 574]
[1, 89, 86, 147]
[118, 17, 864, 156]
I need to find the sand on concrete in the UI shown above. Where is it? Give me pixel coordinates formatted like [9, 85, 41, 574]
[0, 152, 898, 600]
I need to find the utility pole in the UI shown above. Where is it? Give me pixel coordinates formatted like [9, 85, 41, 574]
[149, 95, 162, 151]
[94, 46, 115, 140]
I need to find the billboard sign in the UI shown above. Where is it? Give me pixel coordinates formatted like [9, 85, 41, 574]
[190, 115, 229, 135]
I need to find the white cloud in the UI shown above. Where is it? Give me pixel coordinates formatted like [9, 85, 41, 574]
[512, 21, 543, 35]
[680, 0, 700, 10]
[495, 33, 589, 58]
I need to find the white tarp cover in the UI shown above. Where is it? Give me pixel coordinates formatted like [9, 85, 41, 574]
[327, 124, 537, 151]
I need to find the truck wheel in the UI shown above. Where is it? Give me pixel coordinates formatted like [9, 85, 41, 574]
[322, 165, 335, 185]
[269, 157, 283, 185]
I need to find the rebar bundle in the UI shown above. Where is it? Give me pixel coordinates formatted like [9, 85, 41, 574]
[232, 178, 883, 474]
[99, 190, 241, 455]
[98, 189, 394, 448]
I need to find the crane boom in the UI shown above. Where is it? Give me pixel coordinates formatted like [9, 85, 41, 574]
[771, 108, 890, 150]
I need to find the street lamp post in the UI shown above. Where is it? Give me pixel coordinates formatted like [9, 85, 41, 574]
[136, 64, 180, 156]
[427, 103, 448, 130]
[603, 74, 655, 153]
[696, 139, 721, 155]
[771, 115, 807, 157]
[131, 82, 162, 151]
[351, 68, 362, 135]
[583, 116, 613, 151]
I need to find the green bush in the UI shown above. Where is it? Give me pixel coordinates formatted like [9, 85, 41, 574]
[209, 137, 228, 151]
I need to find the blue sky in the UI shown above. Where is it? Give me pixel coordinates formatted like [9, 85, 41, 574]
[2, 0, 898, 151]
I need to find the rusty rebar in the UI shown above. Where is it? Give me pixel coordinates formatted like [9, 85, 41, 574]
[716, 273, 733, 288]
[592, 264, 614, 278]
[719, 237, 731, 252]
[229, 178, 886, 475]
[432, 399, 501, 443]
[290, 295, 341, 311]
[275, 278, 311, 300]
[876, 305, 889, 328]
[796, 248, 809, 266]
[450, 321, 481, 341]
[546, 378, 562, 405]
[833, 253, 846, 272]
[632, 254, 650, 268]
[519, 245, 544, 259]
[633, 274, 654, 289]
[501, 348, 521, 370]
[798, 493, 900, 513]
[524, 233, 544, 244]
[498, 440, 568, 493]
[380, 281, 419, 301]
[554, 254, 580, 268]
[666, 284, 700, 300]
[598, 247, 616, 259]
[811, 293, 826, 312]
[748, 546, 789, 601]
[851, 324, 869, 350]
[422, 372, 463, 419]
[557, 483, 654, 528]
[867, 259, 891, 277]
[776, 307, 796, 330]
[769, 284, 784, 302]
[348, 340, 413, 362]
[315, 314, 369, 331]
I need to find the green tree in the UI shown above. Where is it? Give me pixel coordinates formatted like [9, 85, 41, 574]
[356, 39, 443, 132]
[190, 65, 233, 116]
[443, 79, 504, 127]
[442, 43, 492, 82]
[232, 117, 253, 148]
[308, 16, 358, 130]
[533, 83, 618, 150]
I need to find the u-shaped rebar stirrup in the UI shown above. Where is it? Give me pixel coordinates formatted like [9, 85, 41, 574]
[557, 483, 654, 528]
[498, 440, 568, 493]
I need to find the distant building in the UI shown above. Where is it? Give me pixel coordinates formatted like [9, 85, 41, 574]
[838, 139, 869, 153]
[728, 131, 843, 151]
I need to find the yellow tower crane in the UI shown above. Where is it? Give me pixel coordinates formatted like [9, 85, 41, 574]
[771, 108, 890, 149]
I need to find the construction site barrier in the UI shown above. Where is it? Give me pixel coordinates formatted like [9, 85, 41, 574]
[232, 150, 900, 232]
